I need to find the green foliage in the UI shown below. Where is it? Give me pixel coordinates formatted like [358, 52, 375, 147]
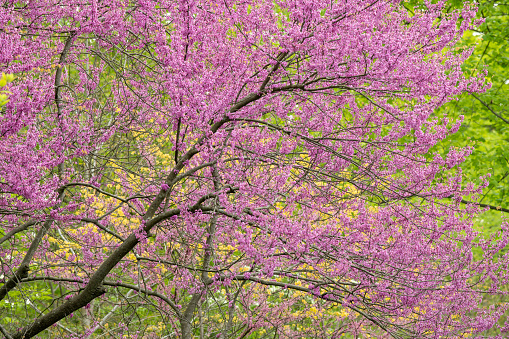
[0, 73, 14, 107]
[425, 1, 509, 335]
[430, 0, 509, 233]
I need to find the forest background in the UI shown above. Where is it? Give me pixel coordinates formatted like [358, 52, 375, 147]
[433, 0, 509, 333]
[432, 0, 509, 240]
[403, 0, 509, 334]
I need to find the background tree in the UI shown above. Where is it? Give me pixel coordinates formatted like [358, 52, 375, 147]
[0, 0, 508, 338]
[424, 0, 509, 335]
[430, 0, 509, 232]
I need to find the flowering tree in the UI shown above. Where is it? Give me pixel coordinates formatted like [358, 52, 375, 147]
[1, 0, 508, 338]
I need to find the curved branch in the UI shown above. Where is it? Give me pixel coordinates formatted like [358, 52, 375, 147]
[55, 32, 76, 118]
[172, 161, 216, 183]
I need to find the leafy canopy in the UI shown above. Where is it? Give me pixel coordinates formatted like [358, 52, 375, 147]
[0, 1, 508, 338]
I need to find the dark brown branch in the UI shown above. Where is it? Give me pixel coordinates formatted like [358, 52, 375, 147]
[12, 73, 272, 339]
[12, 201, 207, 339]
[471, 93, 509, 125]
[172, 161, 216, 183]
[55, 32, 75, 118]
[0, 219, 54, 302]
[0, 323, 13, 339]
[0, 220, 38, 246]
[0, 190, 65, 303]
[259, 52, 288, 91]
[80, 218, 125, 241]
[60, 182, 143, 215]
[18, 276, 181, 317]
[460, 199, 509, 214]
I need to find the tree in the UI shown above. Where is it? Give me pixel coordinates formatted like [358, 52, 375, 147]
[0, 0, 508, 338]
[427, 1, 509, 334]
[432, 0, 509, 233]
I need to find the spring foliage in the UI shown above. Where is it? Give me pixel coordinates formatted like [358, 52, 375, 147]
[1, 0, 508, 338]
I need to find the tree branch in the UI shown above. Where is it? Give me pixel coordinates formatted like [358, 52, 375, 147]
[19, 276, 181, 317]
[11, 68, 282, 338]
[0, 183, 67, 302]
[0, 324, 13, 339]
[471, 93, 509, 125]
[80, 218, 125, 242]
[0, 220, 38, 246]
[12, 201, 209, 338]
[0, 216, 56, 302]
[460, 199, 509, 214]
[60, 182, 143, 215]
[55, 32, 75, 118]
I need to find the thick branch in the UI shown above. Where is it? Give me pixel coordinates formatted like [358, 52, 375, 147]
[0, 324, 13, 339]
[12, 201, 208, 339]
[0, 220, 38, 246]
[12, 76, 277, 338]
[0, 217, 55, 302]
[460, 199, 509, 214]
[54, 32, 75, 118]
